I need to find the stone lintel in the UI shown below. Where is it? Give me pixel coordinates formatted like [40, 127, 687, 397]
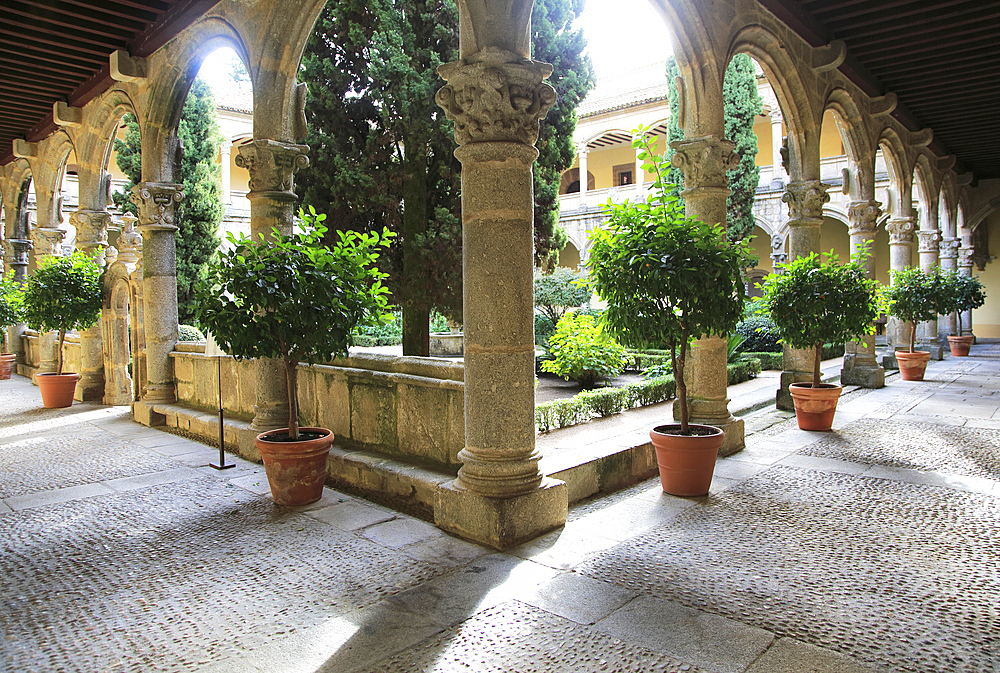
[434, 477, 567, 550]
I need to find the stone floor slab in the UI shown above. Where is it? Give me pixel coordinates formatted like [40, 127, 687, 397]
[745, 637, 882, 673]
[522, 570, 640, 625]
[5, 481, 115, 510]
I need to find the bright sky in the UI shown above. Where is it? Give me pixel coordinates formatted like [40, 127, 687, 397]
[198, 0, 672, 91]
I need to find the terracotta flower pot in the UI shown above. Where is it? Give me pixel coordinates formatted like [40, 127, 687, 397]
[254, 427, 334, 506]
[789, 382, 842, 431]
[649, 424, 724, 497]
[947, 335, 974, 357]
[0, 353, 15, 380]
[896, 350, 931, 381]
[36, 372, 80, 408]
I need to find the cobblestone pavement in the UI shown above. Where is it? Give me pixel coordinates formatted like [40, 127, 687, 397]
[1, 342, 998, 672]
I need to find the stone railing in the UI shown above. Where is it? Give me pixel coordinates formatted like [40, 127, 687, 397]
[170, 347, 466, 470]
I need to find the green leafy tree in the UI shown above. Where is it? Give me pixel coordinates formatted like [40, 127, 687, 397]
[20, 251, 103, 375]
[540, 312, 627, 389]
[531, 0, 596, 270]
[196, 208, 393, 439]
[113, 78, 224, 323]
[534, 267, 591, 324]
[587, 129, 754, 432]
[0, 270, 24, 354]
[723, 53, 763, 242]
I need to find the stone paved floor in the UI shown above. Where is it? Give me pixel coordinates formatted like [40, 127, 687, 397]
[1, 343, 999, 672]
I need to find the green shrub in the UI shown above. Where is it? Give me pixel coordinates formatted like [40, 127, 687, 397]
[540, 313, 627, 389]
[742, 351, 783, 370]
[534, 312, 556, 347]
[727, 357, 761, 385]
[734, 315, 781, 352]
[534, 268, 591, 325]
[578, 387, 627, 417]
[178, 324, 205, 342]
[822, 342, 845, 360]
[535, 374, 677, 433]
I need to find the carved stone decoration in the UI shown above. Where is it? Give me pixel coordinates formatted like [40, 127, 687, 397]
[668, 135, 739, 191]
[3, 238, 32, 270]
[970, 225, 991, 271]
[436, 47, 557, 147]
[847, 200, 882, 236]
[30, 227, 66, 258]
[116, 214, 143, 268]
[886, 217, 915, 245]
[958, 247, 975, 271]
[939, 236, 961, 261]
[782, 180, 831, 223]
[130, 183, 184, 232]
[917, 229, 942, 254]
[70, 209, 111, 251]
[770, 233, 787, 269]
[235, 139, 310, 194]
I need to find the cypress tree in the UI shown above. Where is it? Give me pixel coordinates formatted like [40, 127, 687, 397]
[723, 53, 763, 242]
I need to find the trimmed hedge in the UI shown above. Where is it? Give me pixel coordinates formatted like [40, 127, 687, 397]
[822, 342, 845, 360]
[352, 334, 403, 347]
[742, 351, 782, 370]
[728, 357, 762, 384]
[178, 324, 205, 342]
[623, 349, 672, 371]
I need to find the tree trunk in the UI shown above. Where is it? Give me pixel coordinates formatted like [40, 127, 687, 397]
[284, 357, 299, 440]
[401, 136, 430, 357]
[812, 342, 822, 388]
[402, 306, 430, 357]
[58, 330, 66, 375]
[675, 335, 688, 434]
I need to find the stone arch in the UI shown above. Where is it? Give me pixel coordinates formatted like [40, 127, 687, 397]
[559, 168, 594, 194]
[876, 126, 911, 218]
[939, 172, 959, 237]
[912, 152, 939, 230]
[824, 88, 875, 201]
[102, 263, 137, 404]
[87, 88, 143, 198]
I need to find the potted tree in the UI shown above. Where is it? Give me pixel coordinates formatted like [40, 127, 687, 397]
[884, 266, 943, 380]
[587, 129, 754, 496]
[758, 250, 881, 430]
[20, 251, 103, 407]
[197, 207, 392, 506]
[0, 270, 24, 380]
[940, 270, 985, 356]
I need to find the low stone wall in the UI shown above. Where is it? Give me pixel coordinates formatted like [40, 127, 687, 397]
[17, 329, 81, 378]
[170, 348, 466, 470]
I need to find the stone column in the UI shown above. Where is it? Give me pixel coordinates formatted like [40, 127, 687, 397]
[70, 208, 110, 400]
[2, 237, 31, 368]
[770, 233, 787, 270]
[884, 214, 915, 367]
[770, 111, 785, 188]
[958, 247, 975, 336]
[634, 142, 644, 188]
[29, 226, 66, 377]
[669, 135, 744, 455]
[235, 139, 310, 438]
[916, 227, 943, 359]
[130, 183, 183, 413]
[776, 180, 830, 409]
[577, 144, 588, 209]
[938, 236, 961, 338]
[220, 140, 233, 206]
[841, 200, 885, 388]
[432, 47, 566, 549]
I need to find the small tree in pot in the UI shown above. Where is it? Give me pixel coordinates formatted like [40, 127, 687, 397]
[758, 250, 881, 430]
[20, 251, 103, 406]
[937, 270, 985, 356]
[587, 129, 754, 495]
[884, 265, 943, 380]
[197, 207, 393, 505]
[0, 270, 24, 379]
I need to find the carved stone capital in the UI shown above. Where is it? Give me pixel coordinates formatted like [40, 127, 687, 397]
[958, 247, 975, 270]
[436, 48, 557, 147]
[886, 217, 915, 245]
[782, 180, 831, 223]
[668, 135, 738, 191]
[70, 209, 111, 251]
[131, 183, 184, 232]
[917, 229, 942, 254]
[30, 227, 66, 258]
[771, 233, 786, 254]
[116, 214, 143, 267]
[3, 238, 32, 268]
[939, 236, 961, 260]
[235, 139, 310, 194]
[847, 200, 882, 237]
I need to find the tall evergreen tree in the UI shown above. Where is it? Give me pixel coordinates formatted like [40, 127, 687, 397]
[113, 78, 224, 323]
[531, 0, 595, 271]
[723, 53, 763, 242]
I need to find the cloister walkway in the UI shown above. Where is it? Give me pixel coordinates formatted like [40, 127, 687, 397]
[1, 343, 998, 673]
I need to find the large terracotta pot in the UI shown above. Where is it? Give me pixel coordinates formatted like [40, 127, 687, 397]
[789, 382, 842, 431]
[649, 424, 724, 497]
[37, 372, 79, 408]
[254, 427, 334, 506]
[947, 335, 974, 357]
[0, 353, 15, 380]
[896, 350, 931, 381]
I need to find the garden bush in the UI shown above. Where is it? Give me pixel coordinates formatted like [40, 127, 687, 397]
[178, 324, 205, 342]
[742, 351, 782, 370]
[534, 312, 556, 347]
[540, 312, 627, 389]
[734, 315, 781, 352]
[534, 268, 591, 325]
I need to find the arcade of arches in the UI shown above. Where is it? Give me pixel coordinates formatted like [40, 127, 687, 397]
[2, 0, 999, 549]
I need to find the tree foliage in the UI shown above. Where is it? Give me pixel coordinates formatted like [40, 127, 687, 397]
[586, 129, 754, 432]
[0, 270, 24, 354]
[723, 53, 763, 242]
[534, 267, 591, 324]
[935, 270, 986, 337]
[196, 208, 393, 438]
[112, 78, 224, 324]
[20, 251, 103, 374]
[540, 312, 626, 389]
[884, 266, 948, 352]
[759, 251, 881, 383]
[531, 0, 596, 270]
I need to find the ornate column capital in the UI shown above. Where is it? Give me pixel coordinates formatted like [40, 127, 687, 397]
[30, 227, 66, 258]
[116, 214, 143, 268]
[917, 229, 942, 254]
[668, 135, 738, 191]
[770, 233, 787, 269]
[3, 238, 32, 267]
[958, 247, 975, 271]
[939, 236, 961, 260]
[887, 216, 915, 245]
[436, 47, 557, 147]
[70, 209, 111, 252]
[847, 200, 882, 237]
[235, 139, 309, 195]
[131, 183, 184, 232]
[782, 180, 831, 225]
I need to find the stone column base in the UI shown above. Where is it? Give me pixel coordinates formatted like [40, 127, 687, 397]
[840, 355, 885, 388]
[881, 352, 899, 371]
[917, 344, 944, 360]
[132, 400, 166, 427]
[434, 477, 567, 550]
[715, 417, 745, 457]
[776, 371, 815, 411]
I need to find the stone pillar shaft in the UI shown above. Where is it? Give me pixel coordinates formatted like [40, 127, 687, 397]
[917, 222, 942, 358]
[841, 200, 884, 388]
[2, 238, 31, 368]
[938, 236, 961, 337]
[886, 215, 915, 356]
[958, 248, 975, 335]
[578, 146, 588, 209]
[235, 139, 310, 433]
